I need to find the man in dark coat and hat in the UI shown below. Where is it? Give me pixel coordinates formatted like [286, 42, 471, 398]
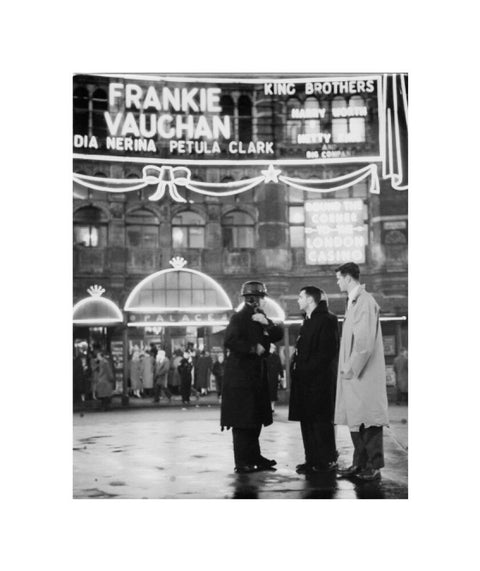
[221, 281, 283, 473]
[289, 286, 339, 473]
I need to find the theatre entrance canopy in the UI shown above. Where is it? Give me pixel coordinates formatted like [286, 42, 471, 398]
[124, 257, 233, 327]
[73, 285, 123, 326]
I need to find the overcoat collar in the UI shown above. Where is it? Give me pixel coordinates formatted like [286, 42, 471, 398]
[305, 301, 328, 320]
[349, 284, 365, 306]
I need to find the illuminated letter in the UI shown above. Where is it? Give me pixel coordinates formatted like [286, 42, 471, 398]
[125, 84, 143, 109]
[181, 88, 199, 112]
[207, 88, 221, 112]
[121, 112, 140, 137]
[194, 116, 213, 139]
[162, 87, 181, 112]
[212, 115, 231, 139]
[104, 111, 123, 136]
[305, 82, 313, 95]
[366, 79, 375, 92]
[175, 115, 195, 138]
[143, 86, 162, 110]
[139, 114, 157, 137]
[109, 83, 124, 106]
[264, 83, 273, 95]
[73, 134, 85, 147]
[158, 115, 175, 138]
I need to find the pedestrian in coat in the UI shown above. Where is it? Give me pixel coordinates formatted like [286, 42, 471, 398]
[178, 354, 193, 405]
[220, 280, 283, 474]
[334, 262, 389, 482]
[195, 351, 213, 395]
[212, 354, 225, 400]
[141, 350, 155, 396]
[169, 350, 182, 394]
[266, 344, 283, 413]
[96, 352, 114, 410]
[153, 350, 172, 402]
[129, 349, 142, 398]
[288, 286, 339, 473]
[73, 342, 90, 403]
[393, 348, 408, 404]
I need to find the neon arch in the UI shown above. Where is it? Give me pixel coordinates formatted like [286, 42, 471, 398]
[73, 285, 123, 325]
[124, 257, 233, 313]
[236, 297, 285, 322]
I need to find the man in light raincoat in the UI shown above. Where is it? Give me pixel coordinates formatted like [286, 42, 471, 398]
[334, 262, 389, 482]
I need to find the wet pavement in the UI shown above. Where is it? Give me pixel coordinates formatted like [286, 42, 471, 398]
[73, 404, 408, 499]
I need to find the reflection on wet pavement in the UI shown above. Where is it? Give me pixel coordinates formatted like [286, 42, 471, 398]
[73, 406, 408, 499]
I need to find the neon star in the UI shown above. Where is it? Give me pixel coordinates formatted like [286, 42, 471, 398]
[261, 164, 281, 183]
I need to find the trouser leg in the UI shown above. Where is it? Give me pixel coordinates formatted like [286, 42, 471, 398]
[351, 425, 384, 469]
[301, 421, 336, 466]
[232, 426, 262, 467]
[153, 383, 160, 401]
[351, 430, 368, 469]
[361, 425, 384, 469]
[300, 422, 314, 465]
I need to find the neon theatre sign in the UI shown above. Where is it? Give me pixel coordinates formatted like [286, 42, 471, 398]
[73, 74, 408, 198]
[73, 74, 383, 165]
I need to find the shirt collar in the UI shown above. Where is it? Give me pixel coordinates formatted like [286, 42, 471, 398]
[348, 284, 361, 301]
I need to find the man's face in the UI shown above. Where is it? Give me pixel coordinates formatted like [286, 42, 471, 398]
[258, 296, 266, 309]
[336, 272, 349, 292]
[297, 290, 310, 311]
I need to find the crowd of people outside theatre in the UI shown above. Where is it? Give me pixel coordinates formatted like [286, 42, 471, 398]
[73, 339, 287, 408]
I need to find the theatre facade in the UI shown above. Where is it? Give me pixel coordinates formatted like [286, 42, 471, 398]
[73, 72, 408, 397]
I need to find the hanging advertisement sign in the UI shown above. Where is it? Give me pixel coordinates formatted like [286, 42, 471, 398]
[304, 198, 368, 265]
[73, 74, 382, 165]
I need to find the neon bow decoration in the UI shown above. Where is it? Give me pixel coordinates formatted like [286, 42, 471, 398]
[73, 163, 379, 202]
[382, 73, 408, 191]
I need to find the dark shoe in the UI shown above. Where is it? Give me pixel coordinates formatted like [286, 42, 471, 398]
[257, 456, 277, 468]
[356, 468, 381, 482]
[336, 465, 361, 479]
[234, 465, 257, 474]
[296, 463, 311, 474]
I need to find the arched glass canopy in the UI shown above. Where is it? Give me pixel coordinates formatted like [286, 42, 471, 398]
[124, 257, 233, 313]
[73, 285, 123, 325]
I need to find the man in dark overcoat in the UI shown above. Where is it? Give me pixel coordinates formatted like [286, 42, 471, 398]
[289, 286, 339, 473]
[221, 281, 283, 473]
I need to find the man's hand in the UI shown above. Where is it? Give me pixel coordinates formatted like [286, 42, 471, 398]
[252, 313, 268, 325]
[256, 343, 266, 356]
[341, 369, 354, 380]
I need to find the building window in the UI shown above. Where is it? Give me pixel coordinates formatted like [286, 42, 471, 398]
[171, 210, 205, 248]
[73, 206, 107, 247]
[286, 97, 302, 144]
[238, 95, 252, 142]
[126, 208, 159, 248]
[92, 88, 108, 137]
[222, 210, 255, 248]
[331, 95, 366, 143]
[73, 87, 89, 135]
[304, 96, 321, 135]
[289, 205, 305, 247]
